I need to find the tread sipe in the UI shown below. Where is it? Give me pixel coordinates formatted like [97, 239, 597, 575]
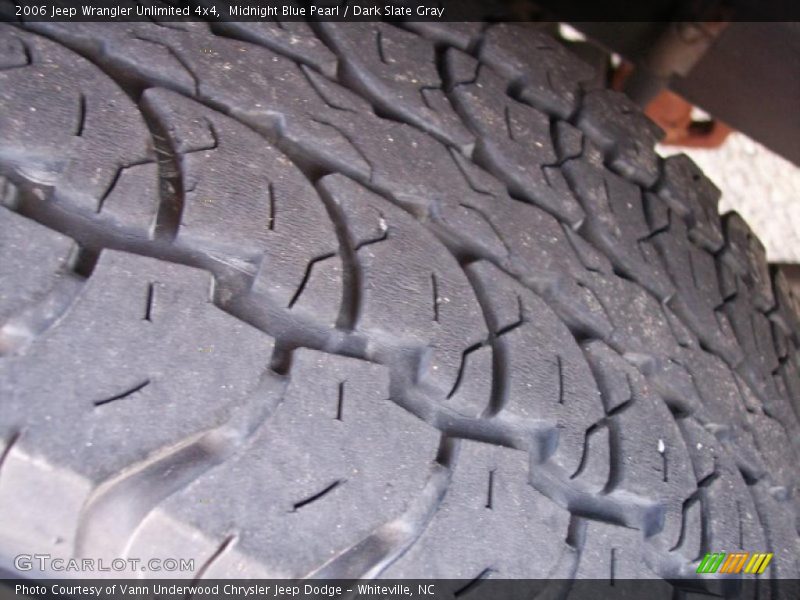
[0, 18, 798, 593]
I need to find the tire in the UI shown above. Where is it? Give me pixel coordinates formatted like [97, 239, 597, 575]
[0, 18, 798, 591]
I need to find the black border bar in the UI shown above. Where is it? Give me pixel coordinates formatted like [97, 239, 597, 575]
[2, 0, 800, 23]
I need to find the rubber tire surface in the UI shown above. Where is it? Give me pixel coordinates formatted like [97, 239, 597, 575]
[0, 18, 799, 594]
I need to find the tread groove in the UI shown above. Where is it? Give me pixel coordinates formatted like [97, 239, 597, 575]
[140, 99, 185, 243]
[132, 34, 199, 96]
[336, 381, 345, 421]
[375, 30, 389, 65]
[75, 93, 86, 137]
[669, 496, 699, 555]
[287, 252, 336, 309]
[0, 431, 22, 480]
[93, 379, 151, 407]
[503, 105, 515, 142]
[446, 341, 483, 400]
[315, 179, 365, 331]
[190, 533, 238, 584]
[353, 230, 389, 252]
[454, 567, 494, 597]
[144, 282, 155, 322]
[431, 273, 440, 322]
[556, 355, 564, 404]
[267, 182, 276, 231]
[485, 469, 495, 510]
[610, 547, 617, 585]
[569, 422, 601, 481]
[292, 479, 345, 512]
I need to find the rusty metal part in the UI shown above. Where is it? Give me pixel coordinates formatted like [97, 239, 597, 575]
[645, 89, 732, 147]
[612, 62, 732, 148]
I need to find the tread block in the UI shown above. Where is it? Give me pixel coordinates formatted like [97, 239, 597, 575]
[572, 423, 612, 494]
[478, 23, 595, 119]
[682, 349, 770, 483]
[701, 459, 768, 560]
[127, 349, 440, 578]
[318, 22, 474, 150]
[771, 269, 800, 346]
[98, 162, 160, 237]
[678, 418, 720, 484]
[319, 175, 487, 397]
[656, 154, 723, 252]
[467, 261, 604, 474]
[671, 495, 703, 567]
[385, 440, 574, 578]
[25, 22, 205, 95]
[777, 342, 800, 421]
[582, 342, 696, 548]
[746, 412, 796, 493]
[585, 274, 678, 353]
[582, 272, 701, 412]
[142, 89, 341, 320]
[723, 291, 781, 402]
[747, 481, 800, 579]
[402, 21, 483, 52]
[0, 208, 76, 327]
[678, 424, 771, 573]
[573, 521, 651, 579]
[650, 215, 743, 367]
[445, 49, 584, 226]
[575, 89, 663, 188]
[0, 26, 156, 214]
[0, 31, 31, 68]
[0, 250, 274, 555]
[28, 21, 372, 179]
[210, 18, 338, 78]
[564, 154, 674, 299]
[581, 342, 633, 413]
[441, 344, 493, 419]
[562, 225, 615, 275]
[719, 212, 774, 312]
[298, 63, 374, 113]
